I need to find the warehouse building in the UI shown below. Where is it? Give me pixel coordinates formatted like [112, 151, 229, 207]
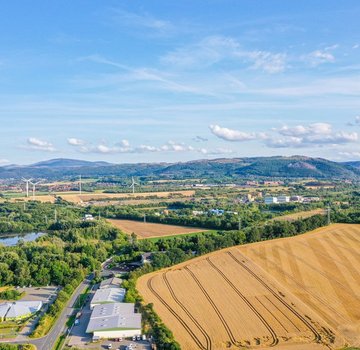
[86, 302, 141, 339]
[90, 288, 126, 309]
[0, 301, 43, 321]
[99, 277, 122, 289]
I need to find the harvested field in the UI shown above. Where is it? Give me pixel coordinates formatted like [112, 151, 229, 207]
[138, 224, 360, 349]
[12, 190, 196, 204]
[271, 208, 325, 222]
[107, 219, 206, 239]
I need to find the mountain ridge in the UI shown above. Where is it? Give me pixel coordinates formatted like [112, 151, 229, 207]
[0, 156, 359, 180]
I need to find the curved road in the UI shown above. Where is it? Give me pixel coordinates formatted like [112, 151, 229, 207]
[4, 275, 93, 350]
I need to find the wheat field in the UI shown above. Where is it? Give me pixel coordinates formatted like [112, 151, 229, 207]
[137, 224, 360, 349]
[107, 219, 206, 239]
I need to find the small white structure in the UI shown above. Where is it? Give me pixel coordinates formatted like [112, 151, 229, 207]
[277, 195, 290, 203]
[86, 303, 141, 339]
[83, 214, 94, 221]
[100, 277, 123, 290]
[141, 253, 153, 265]
[264, 196, 278, 204]
[0, 301, 43, 321]
[90, 288, 126, 309]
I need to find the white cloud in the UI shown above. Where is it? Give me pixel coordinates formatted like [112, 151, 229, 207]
[162, 35, 287, 73]
[120, 139, 130, 147]
[67, 137, 85, 146]
[338, 151, 360, 158]
[26, 137, 56, 152]
[110, 9, 173, 33]
[209, 124, 259, 141]
[246, 51, 286, 74]
[304, 50, 335, 66]
[0, 158, 9, 165]
[210, 122, 358, 149]
[66, 137, 233, 156]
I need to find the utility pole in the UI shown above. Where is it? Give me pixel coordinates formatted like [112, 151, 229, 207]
[238, 216, 242, 231]
[45, 215, 48, 225]
[327, 206, 331, 225]
[54, 208, 57, 222]
[144, 213, 146, 223]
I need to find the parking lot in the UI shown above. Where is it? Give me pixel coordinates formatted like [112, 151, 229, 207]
[18, 286, 59, 303]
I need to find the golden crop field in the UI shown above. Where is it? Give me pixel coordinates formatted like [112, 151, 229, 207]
[12, 190, 196, 204]
[271, 208, 325, 222]
[107, 219, 206, 239]
[138, 224, 360, 349]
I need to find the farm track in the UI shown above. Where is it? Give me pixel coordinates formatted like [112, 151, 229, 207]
[162, 271, 212, 350]
[184, 265, 242, 348]
[254, 296, 288, 333]
[227, 251, 323, 344]
[146, 276, 207, 350]
[206, 257, 279, 347]
[264, 295, 301, 332]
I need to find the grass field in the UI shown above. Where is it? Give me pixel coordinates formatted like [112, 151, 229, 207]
[271, 208, 325, 222]
[107, 219, 207, 239]
[11, 190, 196, 204]
[138, 224, 360, 349]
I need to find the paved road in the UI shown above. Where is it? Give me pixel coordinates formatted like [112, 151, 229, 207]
[4, 275, 93, 350]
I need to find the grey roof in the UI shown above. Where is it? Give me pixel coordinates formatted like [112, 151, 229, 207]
[91, 303, 135, 318]
[91, 288, 126, 305]
[0, 303, 11, 318]
[86, 303, 141, 333]
[5, 301, 42, 318]
[100, 277, 123, 289]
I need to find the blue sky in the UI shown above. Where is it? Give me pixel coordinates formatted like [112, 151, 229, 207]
[1, 0, 360, 165]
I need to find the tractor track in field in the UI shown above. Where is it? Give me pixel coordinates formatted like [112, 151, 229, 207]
[249, 249, 349, 324]
[275, 246, 360, 302]
[147, 276, 207, 350]
[206, 257, 279, 347]
[254, 296, 289, 333]
[162, 271, 212, 350]
[264, 295, 301, 332]
[184, 265, 242, 348]
[227, 251, 323, 344]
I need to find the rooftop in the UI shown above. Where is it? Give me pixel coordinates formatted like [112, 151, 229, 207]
[86, 303, 141, 334]
[91, 303, 135, 319]
[4, 301, 42, 318]
[91, 288, 126, 305]
[99, 277, 123, 289]
[0, 303, 11, 318]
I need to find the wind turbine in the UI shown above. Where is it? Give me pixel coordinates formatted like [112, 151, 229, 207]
[30, 180, 42, 200]
[22, 178, 32, 197]
[129, 177, 138, 194]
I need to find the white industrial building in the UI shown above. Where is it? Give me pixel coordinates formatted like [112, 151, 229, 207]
[90, 288, 126, 309]
[86, 303, 141, 339]
[277, 195, 290, 203]
[0, 301, 42, 321]
[264, 196, 278, 204]
[99, 277, 123, 289]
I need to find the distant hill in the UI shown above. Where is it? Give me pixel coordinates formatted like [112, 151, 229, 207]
[30, 158, 113, 168]
[0, 156, 359, 180]
[343, 161, 360, 170]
